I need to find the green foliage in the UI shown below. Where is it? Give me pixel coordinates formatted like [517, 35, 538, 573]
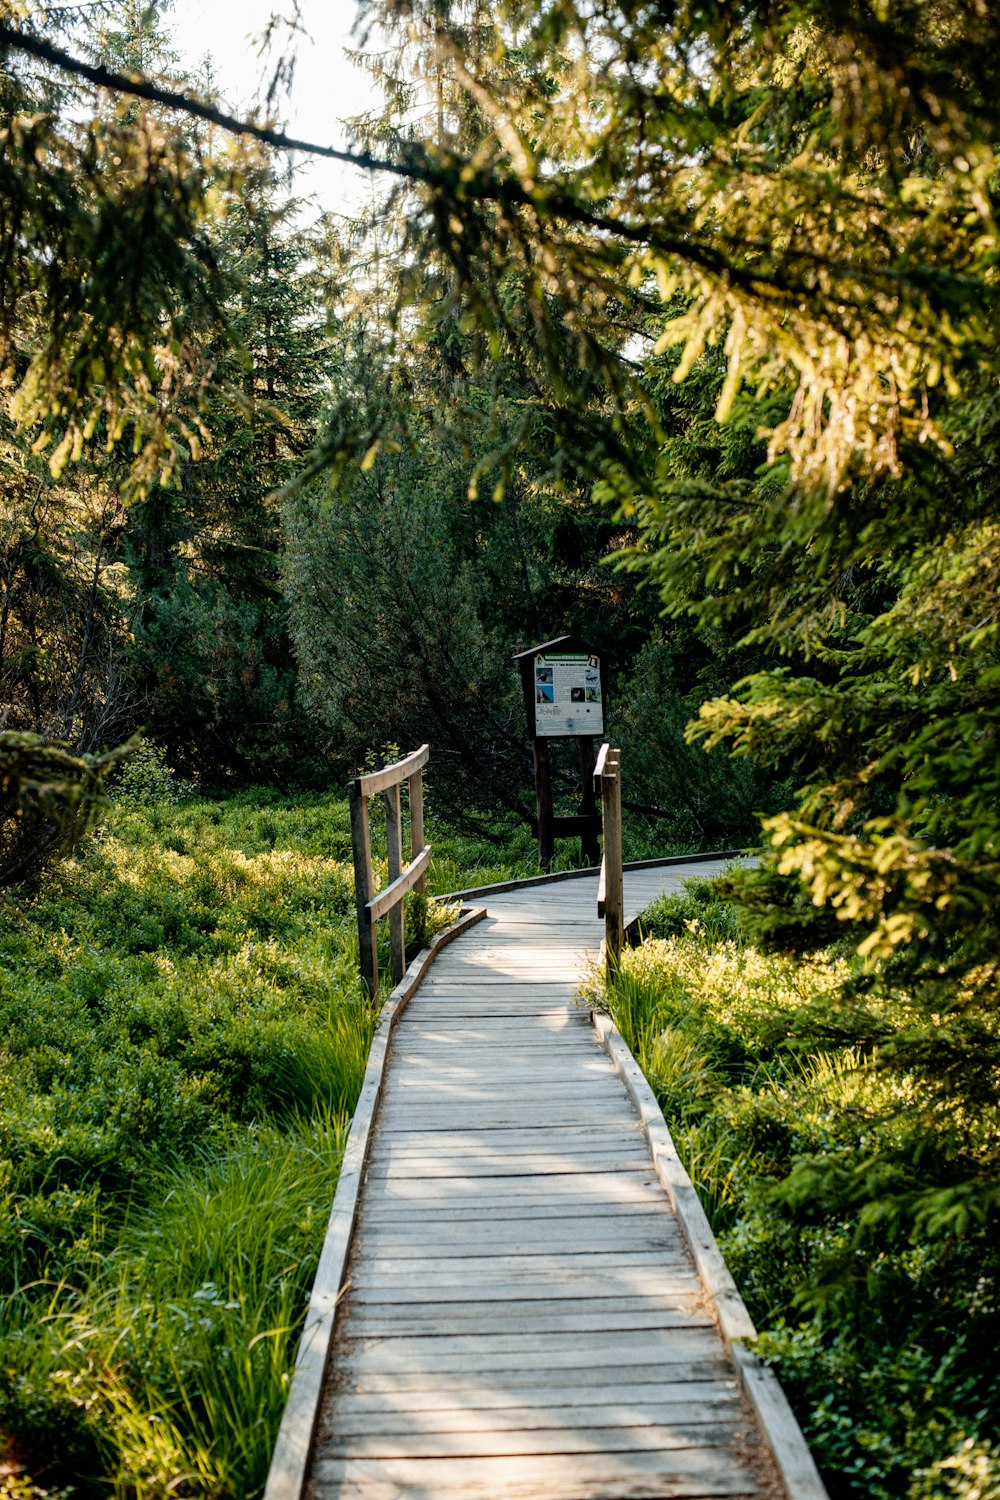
[590, 883, 1000, 1500]
[0, 730, 133, 887]
[0, 788, 376, 1496]
[110, 737, 194, 808]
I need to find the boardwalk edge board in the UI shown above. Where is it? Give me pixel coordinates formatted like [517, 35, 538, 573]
[262, 904, 487, 1500]
[438, 847, 754, 901]
[591, 1010, 831, 1500]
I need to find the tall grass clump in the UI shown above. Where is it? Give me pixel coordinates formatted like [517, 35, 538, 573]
[0, 788, 379, 1497]
[585, 877, 1000, 1500]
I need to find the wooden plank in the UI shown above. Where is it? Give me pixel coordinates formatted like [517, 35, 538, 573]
[366, 843, 433, 924]
[325, 1386, 740, 1422]
[344, 1250, 694, 1279]
[370, 1132, 645, 1153]
[383, 1079, 619, 1096]
[335, 1357, 738, 1397]
[352, 1224, 684, 1255]
[338, 1329, 726, 1366]
[371, 1120, 638, 1141]
[328, 1381, 741, 1417]
[350, 1290, 704, 1314]
[348, 1305, 713, 1338]
[369, 1130, 637, 1152]
[367, 1164, 665, 1188]
[355, 1219, 683, 1249]
[369, 1146, 650, 1168]
[370, 1143, 651, 1165]
[310, 1447, 759, 1496]
[361, 1201, 674, 1226]
[345, 1272, 700, 1303]
[371, 1174, 666, 1201]
[376, 1102, 635, 1123]
[316, 1421, 749, 1460]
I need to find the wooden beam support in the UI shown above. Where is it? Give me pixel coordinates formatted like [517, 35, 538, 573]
[385, 782, 406, 986]
[594, 743, 623, 967]
[349, 779, 378, 998]
[408, 769, 426, 897]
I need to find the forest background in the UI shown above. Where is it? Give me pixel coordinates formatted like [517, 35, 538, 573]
[0, 1, 998, 1497]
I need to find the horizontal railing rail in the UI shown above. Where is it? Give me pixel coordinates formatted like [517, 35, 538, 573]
[349, 744, 430, 999]
[354, 743, 429, 798]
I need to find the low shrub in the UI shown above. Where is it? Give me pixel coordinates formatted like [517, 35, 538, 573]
[590, 877, 1000, 1500]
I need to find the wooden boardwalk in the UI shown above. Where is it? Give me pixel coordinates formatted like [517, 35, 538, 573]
[270, 859, 827, 1500]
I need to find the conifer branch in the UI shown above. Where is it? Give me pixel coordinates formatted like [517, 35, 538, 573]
[0, 22, 413, 177]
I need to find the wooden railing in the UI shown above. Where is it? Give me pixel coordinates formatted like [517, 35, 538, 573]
[594, 742, 623, 967]
[349, 744, 431, 999]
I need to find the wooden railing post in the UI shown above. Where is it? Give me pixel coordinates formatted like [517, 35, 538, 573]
[408, 769, 426, 897]
[349, 779, 378, 998]
[384, 782, 406, 986]
[595, 743, 624, 970]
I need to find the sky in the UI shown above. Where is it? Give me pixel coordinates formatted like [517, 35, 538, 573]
[167, 0, 381, 218]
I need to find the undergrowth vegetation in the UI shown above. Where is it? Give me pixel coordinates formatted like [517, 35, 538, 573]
[0, 779, 510, 1498]
[586, 878, 1000, 1500]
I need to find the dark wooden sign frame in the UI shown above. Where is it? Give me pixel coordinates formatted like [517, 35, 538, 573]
[514, 635, 608, 869]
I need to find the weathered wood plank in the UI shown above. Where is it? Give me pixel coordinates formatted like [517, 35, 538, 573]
[309, 1447, 760, 1496]
[347, 1305, 713, 1338]
[359, 1200, 680, 1224]
[369, 1123, 643, 1148]
[324, 1397, 742, 1435]
[370, 1179, 668, 1205]
[345, 1255, 696, 1286]
[365, 843, 433, 924]
[375, 1103, 635, 1126]
[344, 1277, 701, 1306]
[333, 1357, 739, 1397]
[327, 1381, 741, 1417]
[316, 1421, 749, 1460]
[336, 1328, 728, 1371]
[347, 1284, 707, 1320]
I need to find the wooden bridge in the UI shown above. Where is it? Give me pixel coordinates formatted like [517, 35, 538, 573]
[265, 851, 829, 1500]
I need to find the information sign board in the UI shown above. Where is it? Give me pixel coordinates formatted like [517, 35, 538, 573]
[533, 651, 604, 738]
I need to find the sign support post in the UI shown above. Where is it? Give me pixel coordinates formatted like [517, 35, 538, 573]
[515, 635, 607, 870]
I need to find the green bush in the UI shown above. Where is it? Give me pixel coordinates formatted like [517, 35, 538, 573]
[591, 879, 1000, 1500]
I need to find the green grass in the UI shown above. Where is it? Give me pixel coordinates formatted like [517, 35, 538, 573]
[0, 787, 397, 1498]
[585, 880, 1000, 1500]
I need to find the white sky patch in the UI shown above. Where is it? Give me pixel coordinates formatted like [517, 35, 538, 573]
[168, 0, 380, 216]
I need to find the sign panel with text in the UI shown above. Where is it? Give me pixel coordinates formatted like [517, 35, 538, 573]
[533, 651, 603, 738]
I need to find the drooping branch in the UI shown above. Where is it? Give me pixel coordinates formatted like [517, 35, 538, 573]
[0, 22, 412, 176]
[0, 19, 966, 316]
[0, 19, 983, 343]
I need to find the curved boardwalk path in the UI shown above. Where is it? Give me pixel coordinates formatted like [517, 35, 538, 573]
[290, 859, 823, 1500]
